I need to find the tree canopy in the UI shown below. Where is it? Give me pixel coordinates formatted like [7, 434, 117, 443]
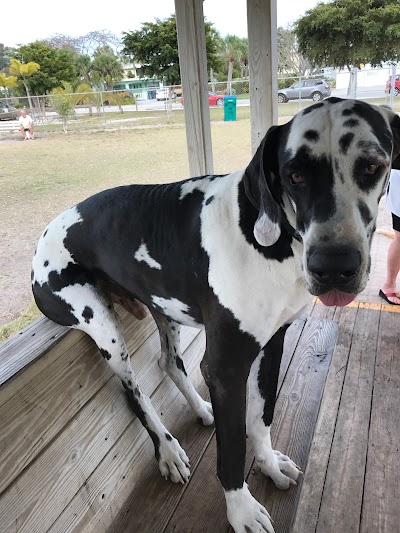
[13, 41, 78, 94]
[122, 15, 223, 84]
[295, 0, 400, 69]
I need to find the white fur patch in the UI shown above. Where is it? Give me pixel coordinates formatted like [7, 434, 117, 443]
[200, 171, 311, 346]
[179, 177, 212, 200]
[151, 295, 202, 328]
[134, 242, 162, 270]
[32, 206, 82, 286]
[225, 483, 273, 533]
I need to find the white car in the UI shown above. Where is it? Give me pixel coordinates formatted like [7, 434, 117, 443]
[156, 88, 177, 101]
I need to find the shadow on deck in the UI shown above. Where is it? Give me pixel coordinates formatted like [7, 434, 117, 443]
[0, 300, 398, 533]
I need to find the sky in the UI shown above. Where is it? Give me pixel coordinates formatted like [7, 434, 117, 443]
[2, 0, 321, 48]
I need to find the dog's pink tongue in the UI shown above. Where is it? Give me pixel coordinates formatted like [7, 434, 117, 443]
[318, 290, 356, 307]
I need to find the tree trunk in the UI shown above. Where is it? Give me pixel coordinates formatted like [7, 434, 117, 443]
[227, 61, 234, 94]
[23, 80, 34, 112]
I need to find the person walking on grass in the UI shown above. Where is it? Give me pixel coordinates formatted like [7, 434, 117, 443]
[379, 168, 400, 305]
[18, 109, 34, 140]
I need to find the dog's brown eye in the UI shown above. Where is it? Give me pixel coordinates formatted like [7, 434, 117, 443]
[291, 173, 304, 184]
[365, 164, 379, 175]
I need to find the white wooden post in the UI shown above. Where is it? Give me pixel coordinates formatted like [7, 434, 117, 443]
[175, 0, 214, 176]
[247, 0, 278, 154]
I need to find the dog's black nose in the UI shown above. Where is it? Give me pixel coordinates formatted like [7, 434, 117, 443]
[307, 245, 361, 286]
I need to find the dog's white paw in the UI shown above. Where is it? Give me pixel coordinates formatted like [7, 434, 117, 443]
[225, 483, 274, 533]
[197, 400, 214, 426]
[158, 434, 191, 484]
[256, 449, 301, 490]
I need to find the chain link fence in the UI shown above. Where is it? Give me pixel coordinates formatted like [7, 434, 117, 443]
[0, 65, 398, 140]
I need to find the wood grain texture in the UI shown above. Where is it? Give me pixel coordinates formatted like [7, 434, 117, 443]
[0, 319, 200, 532]
[316, 306, 381, 533]
[0, 313, 157, 494]
[292, 305, 359, 533]
[247, 0, 278, 153]
[0, 315, 68, 387]
[175, 0, 213, 176]
[246, 316, 338, 533]
[360, 309, 400, 533]
[48, 330, 208, 533]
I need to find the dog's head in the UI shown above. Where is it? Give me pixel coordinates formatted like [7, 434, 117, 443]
[246, 97, 400, 306]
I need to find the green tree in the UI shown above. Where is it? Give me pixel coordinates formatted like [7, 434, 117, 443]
[122, 15, 223, 85]
[295, 0, 400, 70]
[91, 46, 124, 89]
[0, 73, 18, 95]
[50, 81, 76, 132]
[220, 35, 248, 92]
[9, 59, 40, 109]
[13, 41, 78, 95]
[0, 44, 13, 71]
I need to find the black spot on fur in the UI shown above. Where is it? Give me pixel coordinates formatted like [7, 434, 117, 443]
[82, 306, 93, 323]
[339, 132, 355, 154]
[100, 348, 111, 360]
[358, 200, 373, 225]
[176, 355, 188, 376]
[127, 379, 132, 387]
[326, 97, 342, 104]
[304, 130, 319, 143]
[343, 118, 360, 128]
[352, 101, 393, 155]
[44, 260, 49, 267]
[205, 195, 214, 205]
[302, 102, 324, 115]
[165, 433, 172, 441]
[43, 230, 48, 237]
[112, 338, 116, 343]
[321, 235, 330, 243]
[166, 336, 170, 351]
[342, 108, 353, 116]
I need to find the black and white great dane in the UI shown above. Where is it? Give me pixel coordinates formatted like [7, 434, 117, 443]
[32, 98, 400, 533]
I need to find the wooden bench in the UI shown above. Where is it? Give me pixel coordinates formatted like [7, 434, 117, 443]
[3, 301, 396, 532]
[0, 120, 20, 140]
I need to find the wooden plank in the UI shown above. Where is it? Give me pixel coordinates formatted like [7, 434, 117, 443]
[315, 306, 381, 533]
[164, 318, 312, 533]
[0, 314, 157, 494]
[47, 331, 209, 533]
[247, 0, 278, 153]
[175, 0, 213, 176]
[0, 315, 68, 386]
[246, 316, 338, 533]
[360, 309, 400, 533]
[292, 305, 359, 533]
[0, 325, 200, 531]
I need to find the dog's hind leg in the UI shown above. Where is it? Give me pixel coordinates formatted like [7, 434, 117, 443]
[151, 310, 214, 426]
[33, 280, 190, 484]
[247, 324, 302, 490]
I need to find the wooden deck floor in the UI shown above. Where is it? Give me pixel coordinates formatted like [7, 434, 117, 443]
[0, 301, 399, 533]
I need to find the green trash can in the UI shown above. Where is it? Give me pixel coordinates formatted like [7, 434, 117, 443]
[224, 95, 237, 121]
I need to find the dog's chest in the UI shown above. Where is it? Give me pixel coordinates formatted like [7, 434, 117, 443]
[200, 171, 311, 346]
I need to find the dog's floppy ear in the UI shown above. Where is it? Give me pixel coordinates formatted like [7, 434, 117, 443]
[246, 125, 282, 247]
[379, 106, 400, 165]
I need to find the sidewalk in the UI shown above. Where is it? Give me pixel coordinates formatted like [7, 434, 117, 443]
[357, 196, 393, 304]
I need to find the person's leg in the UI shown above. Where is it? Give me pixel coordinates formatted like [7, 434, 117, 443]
[20, 125, 27, 140]
[29, 124, 34, 139]
[381, 214, 400, 304]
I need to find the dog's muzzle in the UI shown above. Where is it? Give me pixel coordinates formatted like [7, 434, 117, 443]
[306, 245, 361, 306]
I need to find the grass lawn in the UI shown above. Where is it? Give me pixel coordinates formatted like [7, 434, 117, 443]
[0, 119, 253, 341]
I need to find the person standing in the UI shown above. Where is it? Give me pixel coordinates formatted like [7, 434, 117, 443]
[379, 168, 400, 305]
[18, 109, 34, 140]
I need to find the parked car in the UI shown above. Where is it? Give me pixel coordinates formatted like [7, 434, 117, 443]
[277, 78, 331, 103]
[182, 92, 224, 107]
[385, 74, 400, 96]
[156, 88, 177, 101]
[0, 102, 18, 120]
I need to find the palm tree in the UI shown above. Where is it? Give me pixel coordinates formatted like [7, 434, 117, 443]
[0, 73, 18, 96]
[8, 59, 40, 110]
[222, 35, 248, 93]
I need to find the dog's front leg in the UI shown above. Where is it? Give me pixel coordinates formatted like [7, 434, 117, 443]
[204, 324, 274, 533]
[247, 325, 302, 490]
